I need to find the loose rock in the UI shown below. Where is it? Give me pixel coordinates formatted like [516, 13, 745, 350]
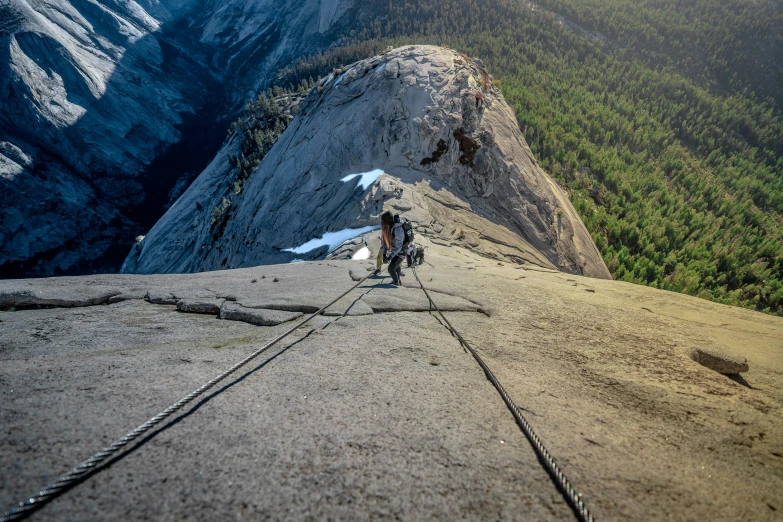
[690, 348, 749, 374]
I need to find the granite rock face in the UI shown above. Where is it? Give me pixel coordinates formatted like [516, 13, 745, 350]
[124, 46, 610, 279]
[0, 0, 199, 276]
[0, 0, 362, 277]
[2, 251, 782, 521]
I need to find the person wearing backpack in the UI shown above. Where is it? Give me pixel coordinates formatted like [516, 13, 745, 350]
[406, 243, 425, 267]
[380, 211, 413, 286]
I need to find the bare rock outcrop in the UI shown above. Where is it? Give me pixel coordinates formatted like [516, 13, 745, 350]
[123, 46, 610, 279]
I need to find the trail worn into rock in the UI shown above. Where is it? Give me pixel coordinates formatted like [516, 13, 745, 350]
[1, 246, 782, 520]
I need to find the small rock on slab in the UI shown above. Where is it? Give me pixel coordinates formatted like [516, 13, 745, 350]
[690, 348, 749, 374]
[177, 298, 225, 315]
[220, 302, 304, 326]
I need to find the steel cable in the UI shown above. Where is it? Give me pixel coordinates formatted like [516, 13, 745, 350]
[411, 265, 594, 522]
[1, 266, 384, 522]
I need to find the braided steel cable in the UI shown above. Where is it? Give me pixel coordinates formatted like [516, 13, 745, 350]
[1, 266, 384, 522]
[411, 266, 594, 522]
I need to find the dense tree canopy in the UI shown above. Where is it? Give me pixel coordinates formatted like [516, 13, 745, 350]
[270, 0, 783, 315]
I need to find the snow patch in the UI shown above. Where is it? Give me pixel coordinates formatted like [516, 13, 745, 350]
[290, 259, 305, 263]
[352, 247, 371, 260]
[284, 226, 380, 255]
[341, 169, 384, 191]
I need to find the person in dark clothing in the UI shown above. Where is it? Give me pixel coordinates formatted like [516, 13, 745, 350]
[412, 243, 425, 265]
[405, 243, 426, 267]
[405, 243, 415, 268]
[381, 211, 405, 285]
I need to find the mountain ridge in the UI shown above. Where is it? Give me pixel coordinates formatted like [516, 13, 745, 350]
[122, 46, 610, 279]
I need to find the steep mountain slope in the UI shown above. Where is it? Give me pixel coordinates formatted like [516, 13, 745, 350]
[287, 0, 783, 314]
[0, 0, 363, 278]
[2, 248, 782, 519]
[0, 0, 205, 276]
[122, 46, 610, 279]
[192, 0, 361, 105]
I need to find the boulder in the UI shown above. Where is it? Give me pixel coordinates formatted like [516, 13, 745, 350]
[690, 348, 749, 374]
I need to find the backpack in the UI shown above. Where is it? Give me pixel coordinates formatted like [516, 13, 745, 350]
[394, 214, 414, 245]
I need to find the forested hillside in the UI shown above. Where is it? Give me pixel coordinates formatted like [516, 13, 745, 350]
[273, 0, 783, 315]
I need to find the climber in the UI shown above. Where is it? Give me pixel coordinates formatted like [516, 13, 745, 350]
[407, 243, 425, 267]
[380, 211, 409, 286]
[415, 244, 425, 265]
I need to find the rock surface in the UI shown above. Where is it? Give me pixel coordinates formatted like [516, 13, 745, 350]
[123, 46, 611, 280]
[691, 347, 750, 374]
[219, 302, 304, 326]
[2, 245, 782, 520]
[0, 0, 365, 277]
[176, 298, 225, 315]
[0, 0, 203, 276]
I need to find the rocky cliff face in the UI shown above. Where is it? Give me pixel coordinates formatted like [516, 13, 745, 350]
[0, 0, 361, 278]
[123, 46, 611, 279]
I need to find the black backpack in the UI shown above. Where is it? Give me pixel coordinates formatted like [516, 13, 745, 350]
[394, 214, 414, 245]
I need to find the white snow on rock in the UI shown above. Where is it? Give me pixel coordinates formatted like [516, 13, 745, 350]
[352, 247, 371, 260]
[284, 226, 380, 254]
[340, 170, 384, 191]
